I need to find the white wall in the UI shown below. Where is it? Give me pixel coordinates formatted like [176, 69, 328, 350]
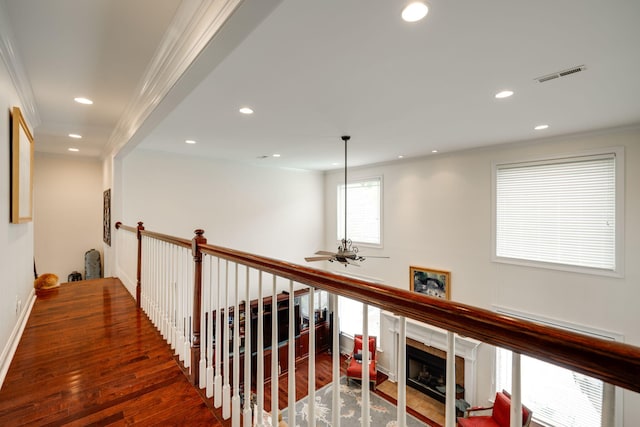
[322, 126, 640, 423]
[0, 44, 35, 384]
[118, 148, 325, 295]
[33, 153, 103, 281]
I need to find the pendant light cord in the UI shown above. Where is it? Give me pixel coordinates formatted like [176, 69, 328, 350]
[342, 135, 350, 245]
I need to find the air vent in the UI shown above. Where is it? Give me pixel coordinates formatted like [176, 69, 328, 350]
[535, 65, 586, 83]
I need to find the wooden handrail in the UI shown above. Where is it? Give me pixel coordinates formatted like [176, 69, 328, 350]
[116, 222, 640, 394]
[140, 229, 191, 248]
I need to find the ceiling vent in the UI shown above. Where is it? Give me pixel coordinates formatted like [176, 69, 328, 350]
[535, 65, 586, 83]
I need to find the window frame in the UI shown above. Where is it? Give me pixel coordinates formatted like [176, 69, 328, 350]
[491, 147, 624, 277]
[493, 306, 623, 427]
[336, 175, 383, 248]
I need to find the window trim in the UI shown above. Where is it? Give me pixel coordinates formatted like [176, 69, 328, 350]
[491, 147, 625, 277]
[336, 175, 384, 248]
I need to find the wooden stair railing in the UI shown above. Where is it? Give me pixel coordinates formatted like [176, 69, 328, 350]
[115, 222, 640, 395]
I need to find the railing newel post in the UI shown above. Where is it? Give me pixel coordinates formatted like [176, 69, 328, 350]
[190, 229, 207, 385]
[136, 221, 145, 308]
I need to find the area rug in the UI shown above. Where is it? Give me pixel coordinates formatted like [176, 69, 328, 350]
[281, 377, 427, 427]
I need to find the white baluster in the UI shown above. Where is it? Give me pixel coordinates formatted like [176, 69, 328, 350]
[331, 293, 340, 427]
[232, 263, 241, 427]
[271, 275, 278, 427]
[511, 352, 522, 427]
[362, 304, 369, 427]
[199, 254, 208, 389]
[256, 272, 264, 427]
[288, 280, 296, 427]
[223, 261, 231, 419]
[176, 246, 184, 359]
[206, 256, 214, 398]
[167, 244, 173, 348]
[398, 316, 407, 427]
[214, 257, 222, 408]
[243, 267, 252, 427]
[162, 242, 169, 340]
[183, 248, 191, 368]
[445, 332, 456, 427]
[308, 289, 316, 427]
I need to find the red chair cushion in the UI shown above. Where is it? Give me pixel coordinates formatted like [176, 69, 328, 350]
[346, 355, 376, 377]
[492, 392, 510, 426]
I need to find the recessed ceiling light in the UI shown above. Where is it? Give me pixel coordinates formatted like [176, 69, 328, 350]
[398, 155, 405, 159]
[185, 139, 197, 144]
[402, 2, 429, 22]
[432, 149, 438, 153]
[74, 97, 93, 105]
[239, 107, 254, 114]
[272, 153, 281, 158]
[68, 148, 79, 152]
[495, 90, 514, 99]
[68, 133, 82, 139]
[332, 162, 340, 166]
[534, 124, 549, 130]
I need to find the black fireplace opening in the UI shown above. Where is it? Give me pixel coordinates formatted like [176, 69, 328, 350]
[406, 345, 448, 402]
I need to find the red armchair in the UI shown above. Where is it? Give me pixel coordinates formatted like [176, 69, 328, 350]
[458, 390, 532, 427]
[345, 334, 377, 390]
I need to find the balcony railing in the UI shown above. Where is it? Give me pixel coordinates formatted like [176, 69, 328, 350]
[115, 222, 640, 427]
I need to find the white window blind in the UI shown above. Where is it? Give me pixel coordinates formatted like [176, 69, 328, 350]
[496, 349, 605, 427]
[337, 177, 381, 245]
[495, 154, 616, 271]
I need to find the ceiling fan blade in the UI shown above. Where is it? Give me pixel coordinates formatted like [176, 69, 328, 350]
[358, 255, 390, 259]
[305, 256, 334, 262]
[315, 250, 337, 256]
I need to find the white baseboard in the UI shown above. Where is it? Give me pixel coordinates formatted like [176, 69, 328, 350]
[116, 267, 136, 298]
[0, 289, 36, 389]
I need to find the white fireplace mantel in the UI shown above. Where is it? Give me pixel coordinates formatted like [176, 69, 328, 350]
[381, 311, 482, 404]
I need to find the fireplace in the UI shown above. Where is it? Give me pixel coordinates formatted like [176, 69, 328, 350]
[406, 338, 465, 403]
[382, 312, 481, 404]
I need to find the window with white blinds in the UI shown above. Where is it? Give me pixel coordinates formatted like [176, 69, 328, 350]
[496, 348, 606, 427]
[494, 150, 622, 274]
[494, 307, 620, 427]
[337, 177, 382, 245]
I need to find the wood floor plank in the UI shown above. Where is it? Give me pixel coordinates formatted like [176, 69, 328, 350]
[0, 278, 220, 426]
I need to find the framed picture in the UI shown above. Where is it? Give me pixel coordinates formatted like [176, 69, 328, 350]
[10, 106, 34, 224]
[410, 266, 451, 300]
[103, 188, 111, 246]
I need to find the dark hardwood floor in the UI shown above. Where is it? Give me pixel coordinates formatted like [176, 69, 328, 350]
[0, 278, 219, 426]
[0, 278, 417, 426]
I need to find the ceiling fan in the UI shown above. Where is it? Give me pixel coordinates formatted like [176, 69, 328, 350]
[305, 135, 388, 267]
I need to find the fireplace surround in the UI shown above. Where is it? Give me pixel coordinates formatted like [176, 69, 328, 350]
[381, 311, 481, 404]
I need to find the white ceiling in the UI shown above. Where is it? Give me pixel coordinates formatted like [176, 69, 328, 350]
[5, 0, 640, 170]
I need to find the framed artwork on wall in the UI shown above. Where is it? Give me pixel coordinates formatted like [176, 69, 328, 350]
[409, 266, 451, 300]
[103, 188, 111, 246]
[10, 106, 34, 224]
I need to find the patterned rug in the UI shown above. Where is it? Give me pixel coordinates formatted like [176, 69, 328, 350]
[281, 377, 426, 427]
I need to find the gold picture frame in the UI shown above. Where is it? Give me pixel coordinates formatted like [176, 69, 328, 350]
[409, 266, 451, 300]
[10, 106, 34, 223]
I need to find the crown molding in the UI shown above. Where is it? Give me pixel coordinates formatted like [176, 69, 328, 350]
[102, 0, 244, 159]
[0, 1, 41, 129]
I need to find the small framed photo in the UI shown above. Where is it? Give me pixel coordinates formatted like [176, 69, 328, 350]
[410, 266, 451, 300]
